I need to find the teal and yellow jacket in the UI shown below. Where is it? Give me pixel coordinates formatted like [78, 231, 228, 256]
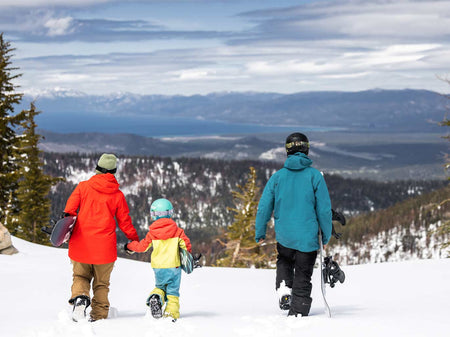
[127, 218, 192, 269]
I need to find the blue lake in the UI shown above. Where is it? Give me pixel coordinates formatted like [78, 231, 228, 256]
[37, 112, 339, 137]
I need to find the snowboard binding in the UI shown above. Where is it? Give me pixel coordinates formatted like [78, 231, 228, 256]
[322, 256, 345, 288]
[41, 219, 56, 235]
[193, 253, 202, 269]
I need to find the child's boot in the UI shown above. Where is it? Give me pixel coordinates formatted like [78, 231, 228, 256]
[164, 295, 180, 321]
[146, 288, 165, 319]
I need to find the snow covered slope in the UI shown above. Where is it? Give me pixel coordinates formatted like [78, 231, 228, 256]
[1, 237, 448, 337]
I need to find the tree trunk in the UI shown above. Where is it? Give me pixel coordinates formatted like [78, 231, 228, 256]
[231, 234, 242, 267]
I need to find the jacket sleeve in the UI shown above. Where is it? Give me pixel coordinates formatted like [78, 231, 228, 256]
[314, 172, 332, 245]
[64, 184, 81, 216]
[127, 230, 153, 253]
[178, 229, 192, 253]
[115, 192, 139, 242]
[255, 175, 276, 242]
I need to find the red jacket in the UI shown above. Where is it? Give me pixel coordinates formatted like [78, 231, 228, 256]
[65, 174, 139, 264]
[128, 218, 191, 268]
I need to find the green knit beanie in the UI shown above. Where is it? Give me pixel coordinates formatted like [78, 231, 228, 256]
[96, 153, 117, 174]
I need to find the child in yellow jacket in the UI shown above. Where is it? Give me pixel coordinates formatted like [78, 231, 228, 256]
[125, 198, 192, 321]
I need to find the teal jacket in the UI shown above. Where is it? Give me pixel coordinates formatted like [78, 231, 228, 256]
[255, 153, 332, 252]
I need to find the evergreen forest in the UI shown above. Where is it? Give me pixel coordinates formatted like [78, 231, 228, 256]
[41, 152, 449, 265]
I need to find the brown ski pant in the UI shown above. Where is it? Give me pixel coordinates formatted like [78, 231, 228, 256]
[69, 260, 115, 320]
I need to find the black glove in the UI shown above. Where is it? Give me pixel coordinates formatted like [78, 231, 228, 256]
[331, 209, 346, 239]
[193, 253, 202, 268]
[61, 212, 72, 218]
[124, 243, 135, 255]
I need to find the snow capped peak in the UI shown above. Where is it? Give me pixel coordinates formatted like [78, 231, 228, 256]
[24, 87, 87, 99]
[103, 91, 142, 101]
[23, 88, 147, 101]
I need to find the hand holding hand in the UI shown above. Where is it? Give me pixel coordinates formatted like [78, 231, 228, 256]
[124, 243, 135, 255]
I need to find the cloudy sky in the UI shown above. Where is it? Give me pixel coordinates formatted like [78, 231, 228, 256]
[2, 0, 450, 96]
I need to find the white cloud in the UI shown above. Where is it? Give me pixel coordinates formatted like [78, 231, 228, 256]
[44, 73, 90, 83]
[251, 1, 450, 43]
[320, 72, 370, 80]
[245, 60, 341, 76]
[44, 17, 75, 36]
[7, 0, 450, 95]
[0, 0, 112, 7]
[177, 69, 214, 80]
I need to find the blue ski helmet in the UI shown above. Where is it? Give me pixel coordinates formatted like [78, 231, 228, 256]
[150, 198, 174, 220]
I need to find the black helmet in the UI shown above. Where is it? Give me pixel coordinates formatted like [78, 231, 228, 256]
[285, 132, 309, 155]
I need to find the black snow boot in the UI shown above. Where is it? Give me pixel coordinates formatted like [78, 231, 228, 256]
[146, 294, 163, 319]
[288, 308, 304, 317]
[279, 294, 291, 310]
[71, 295, 91, 322]
[288, 296, 312, 317]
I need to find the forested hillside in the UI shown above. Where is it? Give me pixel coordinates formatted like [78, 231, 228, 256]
[328, 185, 449, 265]
[43, 152, 448, 264]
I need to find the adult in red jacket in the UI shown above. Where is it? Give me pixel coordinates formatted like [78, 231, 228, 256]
[64, 153, 139, 322]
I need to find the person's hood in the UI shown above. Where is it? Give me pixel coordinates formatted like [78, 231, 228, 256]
[283, 152, 313, 171]
[87, 173, 120, 194]
[149, 218, 179, 240]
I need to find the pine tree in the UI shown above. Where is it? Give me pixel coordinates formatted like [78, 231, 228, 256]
[442, 115, 449, 173]
[436, 81, 450, 249]
[216, 167, 273, 268]
[0, 33, 26, 225]
[12, 103, 62, 244]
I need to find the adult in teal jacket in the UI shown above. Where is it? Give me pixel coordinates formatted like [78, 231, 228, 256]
[255, 132, 332, 317]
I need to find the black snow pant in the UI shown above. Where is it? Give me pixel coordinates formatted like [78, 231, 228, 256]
[276, 243, 317, 316]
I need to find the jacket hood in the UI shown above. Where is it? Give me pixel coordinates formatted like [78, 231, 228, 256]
[284, 152, 312, 171]
[149, 218, 179, 239]
[88, 173, 120, 194]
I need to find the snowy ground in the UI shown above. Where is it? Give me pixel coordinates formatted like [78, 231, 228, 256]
[1, 237, 449, 337]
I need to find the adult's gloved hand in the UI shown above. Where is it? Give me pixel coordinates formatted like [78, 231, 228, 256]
[124, 243, 135, 255]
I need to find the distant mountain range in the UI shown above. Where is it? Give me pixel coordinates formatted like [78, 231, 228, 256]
[23, 89, 448, 135]
[24, 88, 449, 181]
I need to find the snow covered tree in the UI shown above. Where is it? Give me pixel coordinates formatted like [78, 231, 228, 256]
[11, 103, 61, 244]
[216, 167, 273, 268]
[0, 33, 26, 225]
